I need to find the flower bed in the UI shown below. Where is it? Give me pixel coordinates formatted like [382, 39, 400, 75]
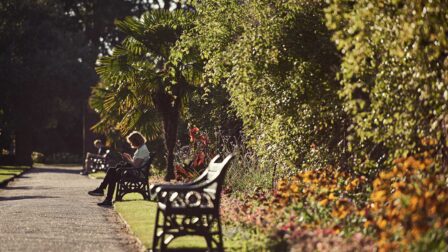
[220, 151, 448, 250]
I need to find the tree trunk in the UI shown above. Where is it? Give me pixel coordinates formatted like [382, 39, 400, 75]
[154, 92, 181, 181]
[163, 110, 179, 181]
[15, 126, 33, 165]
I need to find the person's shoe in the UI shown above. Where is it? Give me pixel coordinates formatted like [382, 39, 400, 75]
[88, 188, 104, 196]
[97, 200, 113, 207]
[80, 171, 88, 175]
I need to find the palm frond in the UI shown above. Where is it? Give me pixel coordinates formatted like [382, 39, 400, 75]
[91, 8, 198, 144]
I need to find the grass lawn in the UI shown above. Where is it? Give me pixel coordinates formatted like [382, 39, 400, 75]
[114, 193, 246, 251]
[0, 165, 31, 184]
[88, 171, 106, 179]
[89, 172, 254, 250]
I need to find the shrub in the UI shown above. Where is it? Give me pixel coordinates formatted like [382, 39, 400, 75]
[214, 132, 272, 193]
[173, 0, 347, 174]
[31, 152, 45, 163]
[174, 127, 211, 181]
[221, 165, 373, 249]
[289, 231, 374, 252]
[326, 0, 448, 166]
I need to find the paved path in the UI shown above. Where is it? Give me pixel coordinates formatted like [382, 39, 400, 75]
[0, 164, 140, 252]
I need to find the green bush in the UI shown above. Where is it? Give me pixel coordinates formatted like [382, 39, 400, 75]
[31, 152, 45, 163]
[326, 0, 448, 166]
[173, 0, 347, 176]
[218, 134, 272, 193]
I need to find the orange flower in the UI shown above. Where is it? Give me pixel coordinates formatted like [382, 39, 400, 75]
[376, 218, 387, 230]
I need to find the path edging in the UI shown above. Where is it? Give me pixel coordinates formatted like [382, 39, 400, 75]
[114, 207, 147, 252]
[0, 166, 33, 188]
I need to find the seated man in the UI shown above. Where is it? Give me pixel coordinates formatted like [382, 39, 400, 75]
[88, 131, 150, 206]
[80, 139, 107, 175]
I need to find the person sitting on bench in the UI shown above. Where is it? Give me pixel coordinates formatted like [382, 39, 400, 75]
[88, 131, 150, 206]
[80, 139, 107, 175]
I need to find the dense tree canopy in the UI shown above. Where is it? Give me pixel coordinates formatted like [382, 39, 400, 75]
[0, 0, 97, 162]
[173, 0, 346, 174]
[91, 9, 196, 180]
[326, 0, 448, 167]
[0, 0, 154, 162]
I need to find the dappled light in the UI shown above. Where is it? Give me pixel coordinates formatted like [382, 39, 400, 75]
[1, 0, 447, 251]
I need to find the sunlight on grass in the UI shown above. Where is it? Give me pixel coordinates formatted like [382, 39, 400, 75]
[114, 193, 242, 251]
[0, 166, 31, 183]
[88, 171, 106, 179]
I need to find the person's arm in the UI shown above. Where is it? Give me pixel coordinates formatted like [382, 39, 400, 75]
[132, 158, 144, 168]
[122, 153, 143, 168]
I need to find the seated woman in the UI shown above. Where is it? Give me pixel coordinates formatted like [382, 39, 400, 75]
[88, 131, 150, 206]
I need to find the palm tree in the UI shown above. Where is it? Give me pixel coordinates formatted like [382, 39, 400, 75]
[90, 9, 198, 180]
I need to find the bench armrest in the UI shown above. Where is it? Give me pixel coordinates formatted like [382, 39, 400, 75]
[157, 185, 217, 209]
[154, 179, 220, 208]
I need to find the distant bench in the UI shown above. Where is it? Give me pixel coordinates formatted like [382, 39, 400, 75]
[84, 150, 110, 174]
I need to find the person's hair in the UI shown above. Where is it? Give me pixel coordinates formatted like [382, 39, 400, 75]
[93, 139, 102, 146]
[126, 131, 146, 147]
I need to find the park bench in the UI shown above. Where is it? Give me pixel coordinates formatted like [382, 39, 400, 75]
[114, 153, 155, 201]
[151, 154, 234, 252]
[85, 150, 110, 173]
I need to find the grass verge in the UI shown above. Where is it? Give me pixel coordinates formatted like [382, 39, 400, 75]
[114, 193, 244, 251]
[88, 171, 106, 179]
[87, 172, 252, 250]
[0, 165, 31, 185]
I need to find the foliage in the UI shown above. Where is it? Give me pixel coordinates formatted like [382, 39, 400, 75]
[183, 84, 242, 142]
[223, 148, 448, 250]
[216, 133, 270, 193]
[326, 0, 448, 166]
[221, 165, 374, 250]
[174, 0, 347, 174]
[174, 127, 210, 181]
[325, 1, 448, 248]
[174, 127, 270, 192]
[62, 0, 163, 55]
[0, 0, 98, 162]
[273, 168, 370, 231]
[90, 9, 196, 180]
[31, 152, 45, 163]
[0, 0, 158, 162]
[288, 231, 374, 252]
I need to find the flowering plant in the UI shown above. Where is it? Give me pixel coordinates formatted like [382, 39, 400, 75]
[365, 151, 448, 251]
[174, 127, 211, 181]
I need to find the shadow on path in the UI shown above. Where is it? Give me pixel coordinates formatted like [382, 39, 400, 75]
[0, 195, 59, 201]
[28, 167, 81, 175]
[1, 186, 52, 191]
[1, 186, 33, 190]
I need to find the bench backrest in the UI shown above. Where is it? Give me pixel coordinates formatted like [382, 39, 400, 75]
[140, 153, 155, 178]
[201, 154, 233, 208]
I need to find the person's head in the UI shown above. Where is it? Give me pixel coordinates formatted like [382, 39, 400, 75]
[126, 131, 146, 148]
[93, 139, 103, 149]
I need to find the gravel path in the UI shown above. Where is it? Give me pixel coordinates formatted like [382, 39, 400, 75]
[0, 164, 140, 252]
